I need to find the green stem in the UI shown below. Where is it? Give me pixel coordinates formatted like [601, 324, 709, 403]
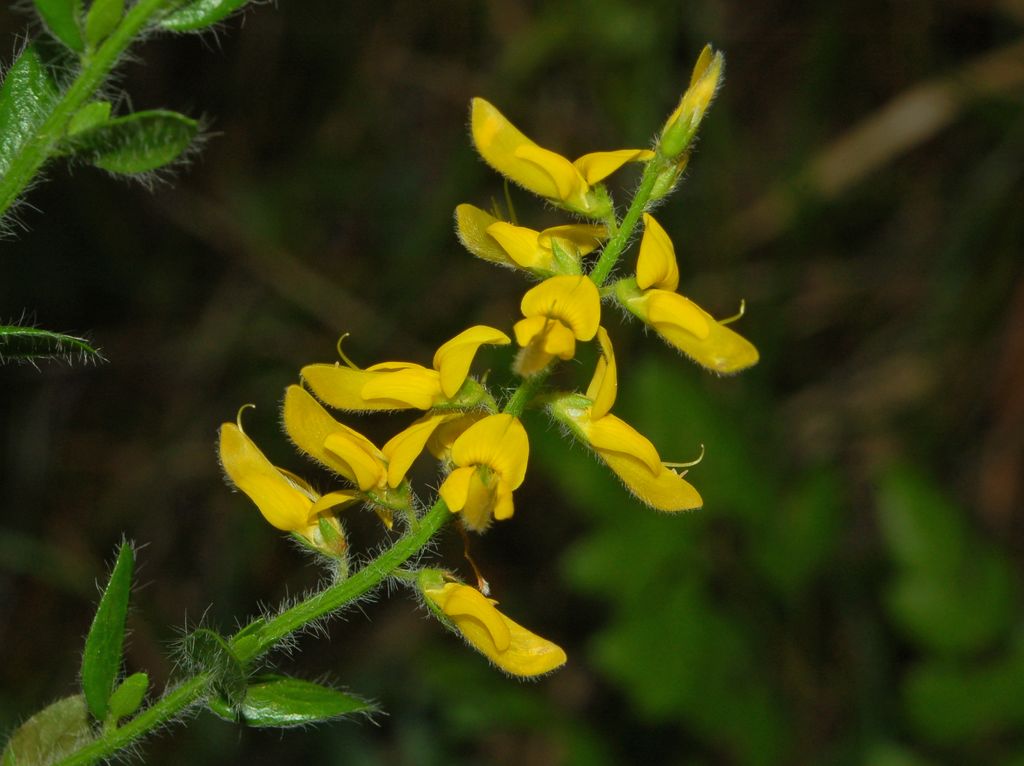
[503, 368, 551, 417]
[232, 498, 451, 661]
[0, 0, 172, 216]
[54, 500, 452, 765]
[57, 675, 211, 766]
[588, 154, 671, 287]
[56, 368, 547, 764]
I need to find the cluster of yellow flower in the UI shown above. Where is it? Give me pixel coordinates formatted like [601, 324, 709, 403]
[217, 45, 757, 678]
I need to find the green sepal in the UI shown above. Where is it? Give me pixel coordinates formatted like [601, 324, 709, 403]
[181, 628, 247, 706]
[81, 541, 134, 721]
[60, 109, 199, 174]
[0, 44, 61, 178]
[0, 325, 103, 365]
[549, 237, 582, 276]
[67, 100, 112, 136]
[233, 675, 375, 728]
[106, 672, 149, 724]
[33, 0, 85, 52]
[159, 0, 248, 32]
[83, 0, 124, 49]
[1, 695, 93, 766]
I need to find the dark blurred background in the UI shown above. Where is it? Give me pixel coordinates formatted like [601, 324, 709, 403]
[2, 1, 1024, 763]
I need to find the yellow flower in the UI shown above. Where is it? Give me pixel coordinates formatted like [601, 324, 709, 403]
[471, 98, 653, 218]
[218, 416, 359, 535]
[660, 44, 724, 158]
[302, 325, 510, 410]
[547, 328, 702, 512]
[455, 203, 605, 277]
[617, 213, 758, 374]
[438, 414, 529, 532]
[513, 275, 601, 376]
[423, 581, 566, 677]
[284, 384, 441, 492]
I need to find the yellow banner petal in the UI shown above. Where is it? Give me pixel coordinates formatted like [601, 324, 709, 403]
[573, 148, 654, 185]
[636, 213, 680, 292]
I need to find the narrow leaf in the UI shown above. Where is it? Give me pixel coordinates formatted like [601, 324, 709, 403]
[159, 0, 248, 32]
[0, 44, 61, 178]
[107, 672, 149, 723]
[0, 325, 103, 365]
[82, 542, 134, 721]
[1, 695, 93, 766]
[236, 675, 376, 728]
[60, 109, 198, 174]
[83, 0, 124, 49]
[33, 0, 85, 52]
[67, 100, 112, 135]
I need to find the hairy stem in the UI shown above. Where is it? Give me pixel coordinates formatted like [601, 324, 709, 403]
[588, 154, 671, 287]
[0, 0, 172, 217]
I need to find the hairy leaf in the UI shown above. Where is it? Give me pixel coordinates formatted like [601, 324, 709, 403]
[107, 672, 149, 723]
[235, 675, 375, 728]
[67, 100, 112, 135]
[82, 542, 134, 721]
[1, 695, 93, 766]
[159, 0, 249, 32]
[33, 0, 85, 52]
[61, 109, 198, 174]
[0, 44, 61, 178]
[0, 325, 103, 365]
[83, 0, 124, 49]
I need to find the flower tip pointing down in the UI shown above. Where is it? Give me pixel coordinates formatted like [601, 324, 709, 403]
[424, 582, 567, 677]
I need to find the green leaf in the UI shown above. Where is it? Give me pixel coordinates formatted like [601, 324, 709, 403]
[1, 695, 93, 766]
[67, 100, 112, 135]
[82, 542, 134, 721]
[159, 0, 249, 32]
[60, 109, 198, 174]
[877, 465, 1015, 656]
[234, 675, 375, 728]
[0, 325, 103, 365]
[106, 672, 149, 723]
[0, 44, 61, 178]
[33, 0, 85, 52]
[182, 629, 247, 706]
[83, 0, 124, 49]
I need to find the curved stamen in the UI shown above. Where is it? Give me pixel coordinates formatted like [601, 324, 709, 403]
[335, 333, 360, 369]
[719, 299, 746, 325]
[235, 403, 256, 431]
[664, 443, 705, 469]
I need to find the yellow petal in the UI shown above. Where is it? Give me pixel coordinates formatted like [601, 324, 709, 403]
[585, 413, 662, 476]
[645, 291, 759, 374]
[301, 363, 441, 411]
[283, 385, 346, 468]
[512, 315, 549, 349]
[309, 490, 361, 516]
[573, 148, 654, 185]
[427, 583, 567, 677]
[636, 213, 680, 292]
[439, 465, 475, 513]
[586, 326, 617, 419]
[537, 223, 607, 257]
[455, 204, 514, 266]
[218, 423, 312, 532]
[460, 467, 499, 531]
[471, 98, 580, 202]
[485, 221, 549, 271]
[432, 325, 511, 398]
[434, 583, 511, 651]
[519, 275, 601, 341]
[450, 414, 529, 489]
[427, 412, 486, 461]
[492, 480, 515, 521]
[323, 431, 386, 492]
[381, 412, 448, 488]
[537, 320, 577, 360]
[513, 142, 583, 201]
[599, 451, 703, 512]
[359, 366, 443, 410]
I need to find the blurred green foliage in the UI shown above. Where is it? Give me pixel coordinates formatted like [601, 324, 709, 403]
[2, 0, 1023, 763]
